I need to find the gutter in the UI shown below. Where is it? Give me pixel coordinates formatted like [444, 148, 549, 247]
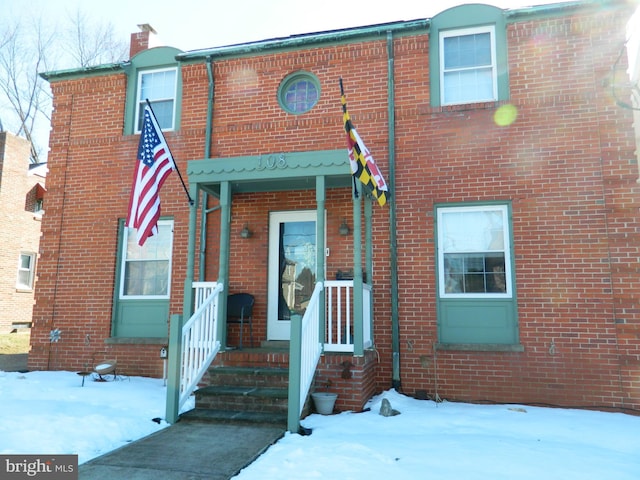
[177, 20, 428, 62]
[198, 56, 217, 281]
[387, 31, 401, 390]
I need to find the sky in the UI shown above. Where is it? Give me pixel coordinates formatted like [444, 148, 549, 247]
[6, 0, 566, 52]
[0, 369, 639, 478]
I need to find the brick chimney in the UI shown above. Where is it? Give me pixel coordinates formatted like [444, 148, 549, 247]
[129, 24, 160, 58]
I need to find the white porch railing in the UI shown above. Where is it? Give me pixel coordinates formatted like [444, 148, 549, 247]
[324, 280, 372, 352]
[179, 281, 223, 410]
[288, 282, 323, 433]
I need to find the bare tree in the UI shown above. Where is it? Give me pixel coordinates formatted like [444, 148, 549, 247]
[0, 17, 55, 164]
[0, 9, 128, 164]
[63, 10, 128, 68]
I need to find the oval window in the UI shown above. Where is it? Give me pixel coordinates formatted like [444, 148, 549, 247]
[278, 72, 320, 114]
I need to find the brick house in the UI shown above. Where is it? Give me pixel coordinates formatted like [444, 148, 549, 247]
[0, 131, 45, 333]
[30, 1, 639, 428]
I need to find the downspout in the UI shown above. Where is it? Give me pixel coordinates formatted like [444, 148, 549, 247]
[387, 31, 401, 390]
[199, 56, 219, 281]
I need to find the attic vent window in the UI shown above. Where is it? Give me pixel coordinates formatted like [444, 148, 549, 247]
[278, 71, 320, 114]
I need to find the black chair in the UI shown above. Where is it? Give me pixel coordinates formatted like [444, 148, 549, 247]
[227, 293, 255, 349]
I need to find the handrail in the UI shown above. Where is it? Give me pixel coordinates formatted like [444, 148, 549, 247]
[288, 282, 323, 433]
[179, 282, 223, 410]
[323, 280, 372, 352]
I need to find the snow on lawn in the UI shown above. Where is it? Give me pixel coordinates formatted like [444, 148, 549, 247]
[0, 370, 638, 479]
[0, 370, 170, 464]
[234, 390, 640, 479]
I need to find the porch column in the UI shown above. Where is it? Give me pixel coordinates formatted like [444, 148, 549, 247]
[364, 193, 373, 343]
[316, 176, 326, 344]
[217, 181, 231, 348]
[352, 181, 364, 356]
[183, 184, 200, 319]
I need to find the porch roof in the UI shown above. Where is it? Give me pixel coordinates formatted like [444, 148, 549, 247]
[187, 149, 352, 196]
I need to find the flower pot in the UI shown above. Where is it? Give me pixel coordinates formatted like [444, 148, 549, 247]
[311, 392, 337, 415]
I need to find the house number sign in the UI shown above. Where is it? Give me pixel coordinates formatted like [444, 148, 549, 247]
[257, 153, 287, 170]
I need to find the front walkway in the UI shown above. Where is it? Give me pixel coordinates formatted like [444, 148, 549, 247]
[79, 421, 284, 479]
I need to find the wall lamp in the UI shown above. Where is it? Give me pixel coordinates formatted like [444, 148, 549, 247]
[339, 218, 351, 236]
[240, 223, 252, 239]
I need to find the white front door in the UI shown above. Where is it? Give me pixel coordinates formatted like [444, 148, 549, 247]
[267, 210, 317, 340]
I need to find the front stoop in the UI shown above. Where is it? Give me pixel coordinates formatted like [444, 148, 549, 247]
[181, 348, 291, 427]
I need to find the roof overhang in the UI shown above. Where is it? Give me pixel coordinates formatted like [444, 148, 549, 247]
[188, 149, 352, 197]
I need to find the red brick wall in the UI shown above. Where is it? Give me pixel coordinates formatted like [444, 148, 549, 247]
[390, 6, 639, 411]
[29, 3, 640, 412]
[0, 133, 42, 333]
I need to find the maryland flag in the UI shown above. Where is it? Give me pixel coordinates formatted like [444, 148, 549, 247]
[340, 78, 389, 207]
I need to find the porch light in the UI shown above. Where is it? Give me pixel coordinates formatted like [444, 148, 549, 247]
[339, 218, 350, 236]
[240, 223, 252, 239]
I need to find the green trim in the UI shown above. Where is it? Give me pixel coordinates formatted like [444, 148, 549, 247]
[39, 63, 124, 82]
[435, 343, 524, 353]
[166, 314, 183, 423]
[112, 218, 172, 338]
[177, 20, 428, 62]
[188, 149, 351, 195]
[105, 337, 168, 345]
[277, 71, 321, 115]
[123, 47, 183, 135]
[434, 201, 519, 345]
[429, 4, 508, 108]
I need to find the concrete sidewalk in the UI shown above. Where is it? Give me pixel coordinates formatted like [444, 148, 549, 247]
[79, 420, 285, 479]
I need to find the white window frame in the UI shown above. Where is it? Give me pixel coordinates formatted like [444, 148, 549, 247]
[16, 252, 36, 290]
[134, 67, 177, 133]
[440, 25, 497, 106]
[437, 204, 512, 299]
[119, 219, 174, 300]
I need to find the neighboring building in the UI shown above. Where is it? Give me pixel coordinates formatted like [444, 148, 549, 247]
[30, 0, 639, 424]
[0, 131, 45, 333]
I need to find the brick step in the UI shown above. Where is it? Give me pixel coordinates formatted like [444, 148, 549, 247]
[213, 347, 290, 369]
[195, 385, 288, 413]
[207, 366, 289, 389]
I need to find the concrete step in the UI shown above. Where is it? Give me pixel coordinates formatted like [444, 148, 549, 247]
[180, 408, 288, 427]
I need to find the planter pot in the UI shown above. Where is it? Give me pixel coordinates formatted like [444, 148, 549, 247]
[311, 392, 337, 415]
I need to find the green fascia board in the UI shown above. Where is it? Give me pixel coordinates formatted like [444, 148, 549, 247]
[505, 0, 605, 22]
[188, 149, 351, 195]
[40, 63, 124, 82]
[177, 20, 429, 63]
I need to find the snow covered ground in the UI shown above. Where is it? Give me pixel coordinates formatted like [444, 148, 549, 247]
[0, 370, 638, 479]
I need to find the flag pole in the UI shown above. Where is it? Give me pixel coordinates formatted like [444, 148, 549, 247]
[340, 78, 360, 199]
[145, 99, 194, 206]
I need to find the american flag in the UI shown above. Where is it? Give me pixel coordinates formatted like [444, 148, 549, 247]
[341, 81, 389, 207]
[126, 104, 176, 246]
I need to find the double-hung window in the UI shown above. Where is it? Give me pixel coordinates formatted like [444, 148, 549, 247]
[120, 220, 173, 299]
[436, 204, 519, 346]
[135, 68, 177, 132]
[17, 253, 36, 290]
[440, 26, 497, 105]
[438, 205, 511, 298]
[113, 219, 173, 338]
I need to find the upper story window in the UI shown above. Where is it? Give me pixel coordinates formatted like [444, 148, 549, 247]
[440, 26, 497, 105]
[17, 253, 36, 290]
[437, 204, 512, 299]
[135, 68, 177, 132]
[429, 4, 507, 108]
[278, 71, 320, 114]
[119, 219, 173, 299]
